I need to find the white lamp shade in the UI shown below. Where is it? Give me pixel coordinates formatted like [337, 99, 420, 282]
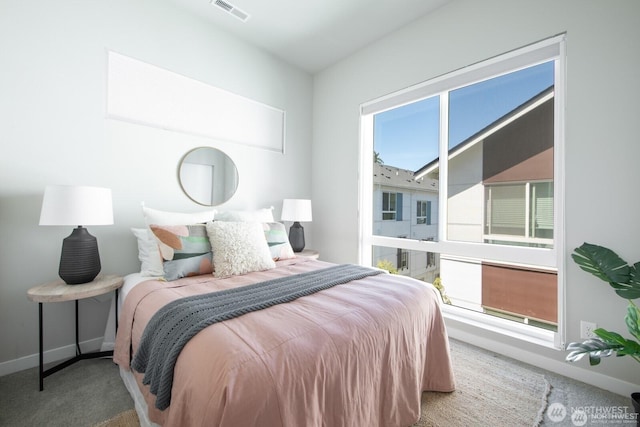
[281, 199, 312, 222]
[39, 185, 114, 226]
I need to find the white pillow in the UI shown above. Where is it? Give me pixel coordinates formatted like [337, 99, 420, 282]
[214, 207, 274, 223]
[131, 228, 164, 277]
[206, 221, 276, 278]
[142, 204, 216, 226]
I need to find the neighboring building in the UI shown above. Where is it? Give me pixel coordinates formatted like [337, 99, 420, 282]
[372, 163, 439, 282]
[415, 85, 554, 249]
[376, 86, 557, 329]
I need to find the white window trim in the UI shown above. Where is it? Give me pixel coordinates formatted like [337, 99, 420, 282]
[358, 34, 566, 349]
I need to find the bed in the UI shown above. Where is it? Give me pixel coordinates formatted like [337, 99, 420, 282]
[111, 207, 455, 427]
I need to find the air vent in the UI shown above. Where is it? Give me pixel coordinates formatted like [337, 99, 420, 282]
[211, 0, 250, 23]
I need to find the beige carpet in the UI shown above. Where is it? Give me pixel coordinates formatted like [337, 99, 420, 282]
[93, 409, 139, 427]
[413, 339, 550, 426]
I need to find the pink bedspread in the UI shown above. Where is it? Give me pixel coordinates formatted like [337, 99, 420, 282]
[114, 258, 455, 426]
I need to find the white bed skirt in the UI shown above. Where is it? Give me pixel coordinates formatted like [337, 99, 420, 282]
[101, 273, 152, 352]
[103, 273, 161, 426]
[119, 366, 160, 427]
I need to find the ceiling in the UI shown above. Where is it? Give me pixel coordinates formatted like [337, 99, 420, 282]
[169, 0, 451, 74]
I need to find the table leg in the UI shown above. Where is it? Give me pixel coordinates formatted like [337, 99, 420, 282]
[115, 288, 119, 331]
[37, 296, 116, 391]
[38, 303, 43, 392]
[75, 300, 81, 356]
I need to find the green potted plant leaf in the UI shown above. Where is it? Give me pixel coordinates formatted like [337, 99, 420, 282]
[565, 242, 640, 422]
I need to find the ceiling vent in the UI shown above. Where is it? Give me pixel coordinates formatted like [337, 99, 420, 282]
[211, 0, 250, 23]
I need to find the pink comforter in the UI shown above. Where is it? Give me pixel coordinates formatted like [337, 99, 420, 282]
[114, 258, 455, 426]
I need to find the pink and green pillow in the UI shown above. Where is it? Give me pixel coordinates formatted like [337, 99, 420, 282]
[263, 222, 295, 261]
[150, 224, 213, 281]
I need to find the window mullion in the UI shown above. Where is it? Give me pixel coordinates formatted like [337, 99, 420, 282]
[439, 93, 449, 242]
[525, 182, 531, 239]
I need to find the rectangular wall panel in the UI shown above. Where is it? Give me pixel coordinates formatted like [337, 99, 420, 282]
[106, 51, 285, 153]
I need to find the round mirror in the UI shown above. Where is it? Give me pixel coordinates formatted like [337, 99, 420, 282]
[178, 147, 239, 206]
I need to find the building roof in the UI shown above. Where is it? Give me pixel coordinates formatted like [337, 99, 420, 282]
[414, 85, 554, 179]
[373, 162, 438, 192]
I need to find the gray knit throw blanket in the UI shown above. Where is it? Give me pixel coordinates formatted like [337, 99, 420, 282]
[131, 264, 382, 410]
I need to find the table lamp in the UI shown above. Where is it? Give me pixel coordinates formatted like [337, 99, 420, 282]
[39, 185, 114, 284]
[281, 199, 312, 252]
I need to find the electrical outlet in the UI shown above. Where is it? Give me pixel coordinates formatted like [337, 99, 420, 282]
[580, 321, 597, 339]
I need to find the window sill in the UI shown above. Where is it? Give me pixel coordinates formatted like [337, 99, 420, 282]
[441, 304, 559, 350]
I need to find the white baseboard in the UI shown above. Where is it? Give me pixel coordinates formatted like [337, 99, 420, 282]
[0, 336, 105, 377]
[447, 327, 638, 398]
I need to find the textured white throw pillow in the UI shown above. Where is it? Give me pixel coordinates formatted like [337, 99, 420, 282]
[206, 221, 276, 278]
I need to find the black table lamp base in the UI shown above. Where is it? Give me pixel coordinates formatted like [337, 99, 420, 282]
[288, 222, 306, 252]
[59, 226, 102, 285]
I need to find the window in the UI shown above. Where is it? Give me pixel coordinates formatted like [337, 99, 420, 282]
[397, 248, 409, 270]
[360, 35, 565, 348]
[427, 252, 436, 268]
[485, 181, 553, 247]
[382, 192, 397, 220]
[416, 200, 432, 225]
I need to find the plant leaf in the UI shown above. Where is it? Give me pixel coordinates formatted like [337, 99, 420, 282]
[594, 328, 627, 345]
[566, 338, 619, 365]
[594, 328, 640, 358]
[617, 340, 640, 357]
[617, 263, 640, 299]
[567, 244, 640, 366]
[571, 243, 631, 298]
[626, 302, 640, 342]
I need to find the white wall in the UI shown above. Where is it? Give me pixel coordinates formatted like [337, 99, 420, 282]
[447, 142, 484, 242]
[441, 257, 482, 311]
[0, 0, 312, 371]
[313, 0, 640, 395]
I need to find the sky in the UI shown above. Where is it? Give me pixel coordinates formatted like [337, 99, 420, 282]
[374, 61, 554, 172]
